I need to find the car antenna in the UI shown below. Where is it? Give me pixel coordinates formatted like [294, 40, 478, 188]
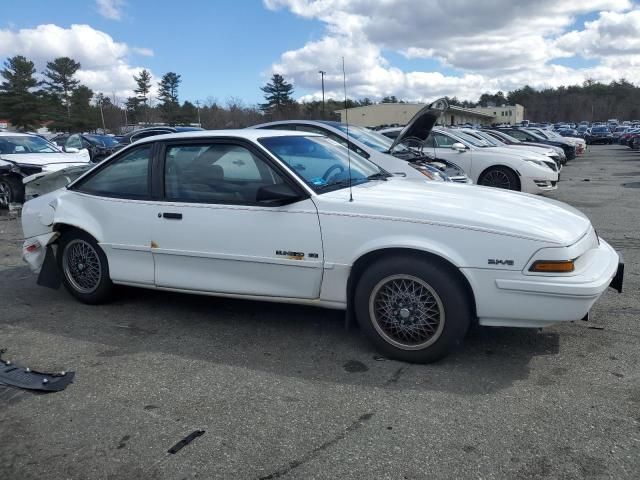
[342, 56, 354, 202]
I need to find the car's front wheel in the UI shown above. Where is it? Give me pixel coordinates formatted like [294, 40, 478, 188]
[478, 166, 520, 191]
[354, 256, 472, 363]
[0, 175, 24, 208]
[58, 230, 113, 304]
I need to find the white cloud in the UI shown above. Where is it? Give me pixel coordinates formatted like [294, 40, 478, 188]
[0, 24, 155, 101]
[264, 0, 640, 101]
[96, 0, 125, 21]
[132, 47, 154, 57]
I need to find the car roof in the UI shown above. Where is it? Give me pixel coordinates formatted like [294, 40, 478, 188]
[0, 132, 35, 137]
[133, 128, 319, 145]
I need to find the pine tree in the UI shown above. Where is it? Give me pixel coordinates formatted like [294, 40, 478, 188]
[42, 57, 81, 120]
[260, 74, 294, 116]
[0, 55, 41, 130]
[69, 86, 95, 131]
[157, 72, 181, 125]
[134, 69, 152, 124]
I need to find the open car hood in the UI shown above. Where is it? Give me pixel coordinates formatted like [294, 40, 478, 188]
[389, 97, 448, 151]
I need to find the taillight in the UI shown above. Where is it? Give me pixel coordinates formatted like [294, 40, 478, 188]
[25, 243, 40, 253]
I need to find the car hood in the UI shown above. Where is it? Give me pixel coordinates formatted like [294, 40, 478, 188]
[319, 179, 590, 245]
[0, 152, 91, 166]
[389, 98, 448, 151]
[499, 144, 555, 156]
[478, 146, 549, 160]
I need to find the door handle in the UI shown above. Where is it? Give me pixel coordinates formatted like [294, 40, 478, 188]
[162, 212, 182, 220]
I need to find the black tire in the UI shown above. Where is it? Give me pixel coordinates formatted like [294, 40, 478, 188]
[58, 230, 113, 304]
[0, 175, 24, 208]
[478, 166, 520, 191]
[354, 256, 472, 363]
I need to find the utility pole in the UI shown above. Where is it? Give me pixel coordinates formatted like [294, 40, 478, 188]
[318, 70, 326, 119]
[98, 96, 106, 132]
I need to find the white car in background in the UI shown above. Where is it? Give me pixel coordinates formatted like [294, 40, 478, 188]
[0, 132, 90, 207]
[527, 127, 586, 155]
[253, 99, 472, 185]
[21, 129, 623, 363]
[382, 127, 559, 193]
[456, 128, 563, 170]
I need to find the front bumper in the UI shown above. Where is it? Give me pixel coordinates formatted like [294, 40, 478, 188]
[521, 172, 560, 194]
[463, 239, 622, 328]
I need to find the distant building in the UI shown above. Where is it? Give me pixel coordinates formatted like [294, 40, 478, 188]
[334, 103, 524, 128]
[468, 104, 525, 125]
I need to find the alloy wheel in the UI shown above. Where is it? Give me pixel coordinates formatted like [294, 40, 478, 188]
[62, 239, 102, 294]
[0, 181, 10, 208]
[368, 274, 445, 350]
[480, 170, 512, 189]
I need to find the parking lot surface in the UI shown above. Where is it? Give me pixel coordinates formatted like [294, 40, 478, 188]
[1, 145, 639, 480]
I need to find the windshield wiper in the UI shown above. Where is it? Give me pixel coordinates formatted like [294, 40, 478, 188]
[367, 172, 390, 181]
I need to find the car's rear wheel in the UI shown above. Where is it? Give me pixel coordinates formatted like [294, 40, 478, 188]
[478, 166, 520, 191]
[354, 256, 472, 363]
[0, 175, 24, 208]
[58, 230, 113, 304]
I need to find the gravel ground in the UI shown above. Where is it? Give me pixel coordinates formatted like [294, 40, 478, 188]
[0, 144, 638, 480]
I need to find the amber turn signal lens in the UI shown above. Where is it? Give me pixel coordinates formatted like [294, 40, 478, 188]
[529, 260, 575, 273]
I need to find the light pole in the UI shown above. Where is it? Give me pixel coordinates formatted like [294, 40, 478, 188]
[195, 100, 202, 127]
[318, 70, 326, 119]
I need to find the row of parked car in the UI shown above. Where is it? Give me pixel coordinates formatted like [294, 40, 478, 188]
[16, 97, 624, 363]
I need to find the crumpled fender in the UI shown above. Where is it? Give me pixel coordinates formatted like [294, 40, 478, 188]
[23, 231, 60, 273]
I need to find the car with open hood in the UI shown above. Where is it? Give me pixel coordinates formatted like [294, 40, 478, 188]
[252, 99, 472, 185]
[0, 132, 91, 207]
[20, 129, 623, 363]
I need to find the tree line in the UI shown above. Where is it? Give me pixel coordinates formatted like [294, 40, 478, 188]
[2, 53, 640, 133]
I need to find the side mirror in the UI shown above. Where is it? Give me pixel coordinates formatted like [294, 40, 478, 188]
[451, 142, 466, 152]
[256, 183, 301, 205]
[64, 147, 79, 153]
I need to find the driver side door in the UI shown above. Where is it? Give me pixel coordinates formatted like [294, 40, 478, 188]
[151, 139, 324, 299]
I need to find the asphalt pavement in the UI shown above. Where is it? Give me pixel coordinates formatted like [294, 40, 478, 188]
[0, 145, 638, 480]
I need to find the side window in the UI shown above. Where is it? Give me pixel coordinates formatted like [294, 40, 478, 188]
[508, 130, 526, 141]
[433, 133, 457, 147]
[74, 146, 151, 199]
[423, 134, 436, 148]
[66, 135, 82, 149]
[164, 143, 286, 205]
[131, 130, 166, 143]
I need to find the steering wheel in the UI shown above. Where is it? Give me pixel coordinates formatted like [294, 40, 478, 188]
[322, 163, 345, 180]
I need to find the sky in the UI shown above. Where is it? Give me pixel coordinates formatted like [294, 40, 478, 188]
[1, 0, 640, 107]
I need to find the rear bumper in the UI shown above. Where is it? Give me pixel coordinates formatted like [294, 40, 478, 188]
[463, 239, 621, 328]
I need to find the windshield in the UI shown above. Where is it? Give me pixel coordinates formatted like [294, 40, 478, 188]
[85, 135, 120, 147]
[331, 124, 410, 154]
[490, 130, 522, 144]
[445, 130, 490, 147]
[467, 130, 502, 146]
[260, 135, 385, 194]
[592, 127, 609, 133]
[0, 135, 59, 154]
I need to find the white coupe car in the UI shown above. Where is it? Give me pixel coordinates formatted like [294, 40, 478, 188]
[0, 132, 91, 207]
[21, 129, 623, 363]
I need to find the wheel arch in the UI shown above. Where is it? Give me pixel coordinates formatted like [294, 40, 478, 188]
[346, 247, 478, 322]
